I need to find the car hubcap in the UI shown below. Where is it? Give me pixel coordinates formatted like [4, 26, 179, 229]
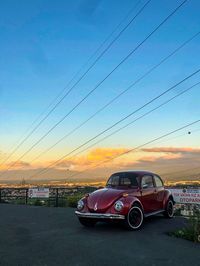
[128, 206, 143, 229]
[167, 201, 174, 217]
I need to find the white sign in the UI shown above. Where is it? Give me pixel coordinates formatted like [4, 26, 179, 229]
[28, 188, 49, 198]
[169, 188, 200, 205]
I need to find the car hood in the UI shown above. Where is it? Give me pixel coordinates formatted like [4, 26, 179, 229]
[87, 188, 125, 213]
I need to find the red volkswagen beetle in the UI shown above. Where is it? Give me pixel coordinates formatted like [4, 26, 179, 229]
[75, 170, 175, 230]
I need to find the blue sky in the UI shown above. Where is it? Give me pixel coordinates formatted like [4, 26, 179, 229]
[0, 0, 200, 166]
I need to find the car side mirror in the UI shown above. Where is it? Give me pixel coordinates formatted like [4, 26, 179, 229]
[142, 184, 148, 189]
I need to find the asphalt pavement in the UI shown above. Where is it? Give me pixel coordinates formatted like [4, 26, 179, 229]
[0, 204, 199, 266]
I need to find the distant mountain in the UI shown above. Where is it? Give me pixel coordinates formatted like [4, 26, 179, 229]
[0, 168, 101, 184]
[0, 166, 200, 185]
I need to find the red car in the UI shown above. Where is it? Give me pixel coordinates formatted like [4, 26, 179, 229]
[75, 170, 175, 230]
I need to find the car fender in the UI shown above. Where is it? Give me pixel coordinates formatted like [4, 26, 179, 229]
[118, 195, 144, 215]
[163, 189, 175, 208]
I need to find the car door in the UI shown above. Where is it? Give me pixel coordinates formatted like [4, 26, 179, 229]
[153, 175, 165, 210]
[140, 175, 157, 213]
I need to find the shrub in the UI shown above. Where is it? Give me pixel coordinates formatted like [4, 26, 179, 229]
[187, 209, 200, 242]
[67, 194, 84, 208]
[169, 209, 200, 243]
[34, 199, 43, 206]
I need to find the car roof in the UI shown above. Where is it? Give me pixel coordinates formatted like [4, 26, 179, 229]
[112, 170, 157, 177]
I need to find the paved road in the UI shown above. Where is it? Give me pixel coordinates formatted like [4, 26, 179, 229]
[0, 204, 199, 266]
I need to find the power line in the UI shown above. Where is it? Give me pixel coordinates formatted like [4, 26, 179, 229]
[0, 0, 145, 167]
[66, 119, 200, 180]
[58, 81, 200, 164]
[1, 0, 187, 175]
[28, 30, 200, 164]
[28, 71, 200, 179]
[27, 119, 200, 183]
[28, 82, 198, 182]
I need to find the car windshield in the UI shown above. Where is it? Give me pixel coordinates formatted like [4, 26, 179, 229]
[106, 172, 139, 188]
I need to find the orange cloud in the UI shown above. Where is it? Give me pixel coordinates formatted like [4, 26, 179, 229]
[49, 146, 188, 172]
[142, 147, 200, 154]
[87, 148, 129, 161]
[0, 145, 200, 184]
[55, 147, 130, 170]
[7, 161, 31, 170]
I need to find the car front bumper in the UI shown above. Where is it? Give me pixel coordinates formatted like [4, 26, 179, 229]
[75, 211, 125, 220]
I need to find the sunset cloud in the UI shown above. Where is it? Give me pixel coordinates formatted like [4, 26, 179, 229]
[142, 147, 200, 154]
[54, 146, 185, 174]
[55, 147, 130, 170]
[86, 148, 129, 161]
[0, 146, 200, 183]
[7, 161, 31, 170]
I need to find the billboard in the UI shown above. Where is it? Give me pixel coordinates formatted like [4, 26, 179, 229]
[169, 188, 200, 205]
[28, 188, 49, 198]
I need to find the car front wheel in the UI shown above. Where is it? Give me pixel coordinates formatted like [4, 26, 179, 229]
[78, 218, 96, 227]
[125, 206, 144, 230]
[164, 199, 174, 218]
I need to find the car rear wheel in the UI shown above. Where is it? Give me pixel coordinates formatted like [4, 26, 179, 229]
[164, 199, 174, 218]
[78, 218, 96, 227]
[125, 206, 144, 230]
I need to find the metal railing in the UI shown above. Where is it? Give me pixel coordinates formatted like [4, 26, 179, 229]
[0, 187, 97, 207]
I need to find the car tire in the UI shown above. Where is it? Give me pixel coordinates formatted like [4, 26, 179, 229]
[125, 206, 144, 230]
[163, 199, 174, 218]
[78, 218, 96, 227]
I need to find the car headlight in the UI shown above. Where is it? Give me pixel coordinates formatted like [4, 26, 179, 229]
[114, 200, 124, 212]
[77, 200, 84, 210]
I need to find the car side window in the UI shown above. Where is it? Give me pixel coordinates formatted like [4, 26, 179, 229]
[154, 175, 163, 187]
[141, 175, 154, 189]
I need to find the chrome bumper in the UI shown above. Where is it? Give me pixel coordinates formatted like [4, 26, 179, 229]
[75, 211, 125, 220]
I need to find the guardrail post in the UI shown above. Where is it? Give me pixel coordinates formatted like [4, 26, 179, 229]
[55, 188, 59, 207]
